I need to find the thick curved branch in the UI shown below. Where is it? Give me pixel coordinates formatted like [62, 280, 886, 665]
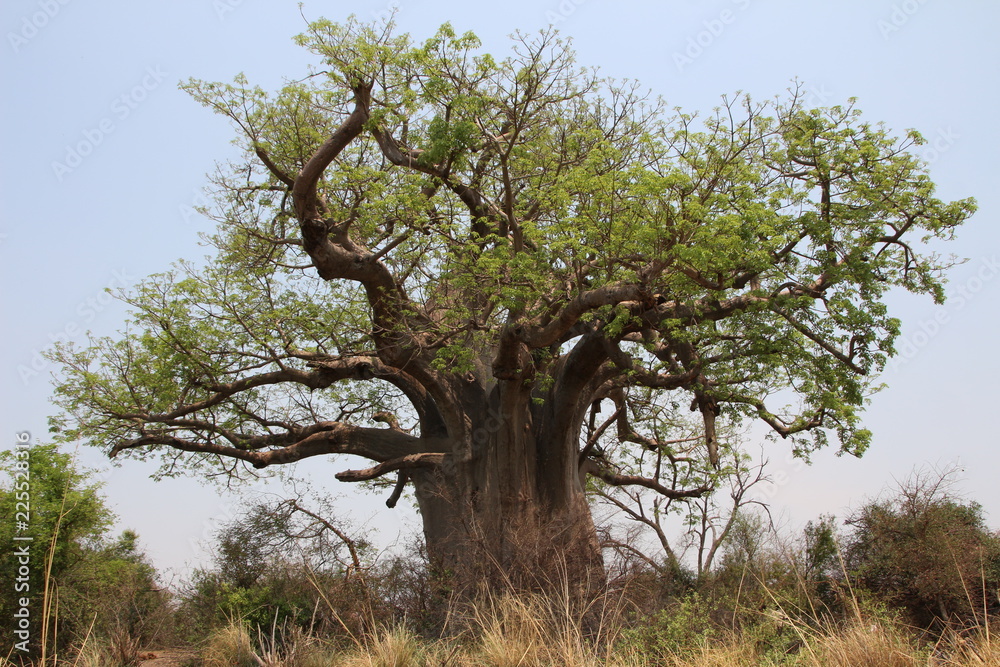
[254, 146, 296, 187]
[601, 338, 700, 391]
[112, 422, 451, 470]
[370, 126, 505, 229]
[307, 358, 453, 440]
[518, 283, 647, 349]
[386, 472, 409, 508]
[293, 84, 372, 223]
[671, 342, 721, 468]
[630, 273, 841, 334]
[276, 88, 463, 430]
[335, 452, 447, 482]
[110, 434, 260, 464]
[286, 95, 426, 369]
[280, 85, 429, 366]
[519, 284, 785, 353]
[547, 333, 613, 440]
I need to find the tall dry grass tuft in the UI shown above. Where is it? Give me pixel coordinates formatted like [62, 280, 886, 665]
[201, 620, 259, 667]
[69, 635, 143, 667]
[801, 620, 924, 667]
[937, 630, 1000, 667]
[18, 504, 994, 667]
[470, 596, 539, 666]
[657, 639, 762, 667]
[462, 590, 640, 667]
[106, 624, 144, 666]
[199, 619, 344, 667]
[331, 586, 642, 667]
[336, 625, 433, 667]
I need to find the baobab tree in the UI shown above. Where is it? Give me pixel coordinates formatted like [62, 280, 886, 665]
[49, 19, 974, 594]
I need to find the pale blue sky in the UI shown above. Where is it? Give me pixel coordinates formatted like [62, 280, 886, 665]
[2, 0, 998, 577]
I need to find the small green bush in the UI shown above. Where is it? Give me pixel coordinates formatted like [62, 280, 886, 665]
[617, 592, 718, 660]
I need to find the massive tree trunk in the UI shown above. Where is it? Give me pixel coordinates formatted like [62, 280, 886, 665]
[411, 459, 604, 595]
[408, 381, 606, 594]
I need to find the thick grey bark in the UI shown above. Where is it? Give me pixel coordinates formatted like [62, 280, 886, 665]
[407, 399, 606, 595]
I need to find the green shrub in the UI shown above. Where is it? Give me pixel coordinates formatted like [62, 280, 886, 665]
[617, 592, 718, 660]
[0, 444, 169, 660]
[844, 470, 1000, 628]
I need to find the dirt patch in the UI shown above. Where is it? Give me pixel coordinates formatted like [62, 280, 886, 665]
[138, 648, 200, 666]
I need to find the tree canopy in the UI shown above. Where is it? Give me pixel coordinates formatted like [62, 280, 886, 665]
[47, 18, 974, 586]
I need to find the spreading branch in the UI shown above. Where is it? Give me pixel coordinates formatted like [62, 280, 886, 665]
[335, 452, 447, 482]
[588, 462, 711, 500]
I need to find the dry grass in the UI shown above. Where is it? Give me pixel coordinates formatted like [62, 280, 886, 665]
[13, 572, 994, 667]
[938, 630, 1000, 667]
[646, 621, 1000, 667]
[197, 620, 344, 667]
[468, 594, 593, 666]
[200, 622, 258, 667]
[336, 626, 433, 667]
[5, 613, 1000, 667]
[328, 592, 642, 667]
[799, 620, 924, 667]
[655, 638, 765, 667]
